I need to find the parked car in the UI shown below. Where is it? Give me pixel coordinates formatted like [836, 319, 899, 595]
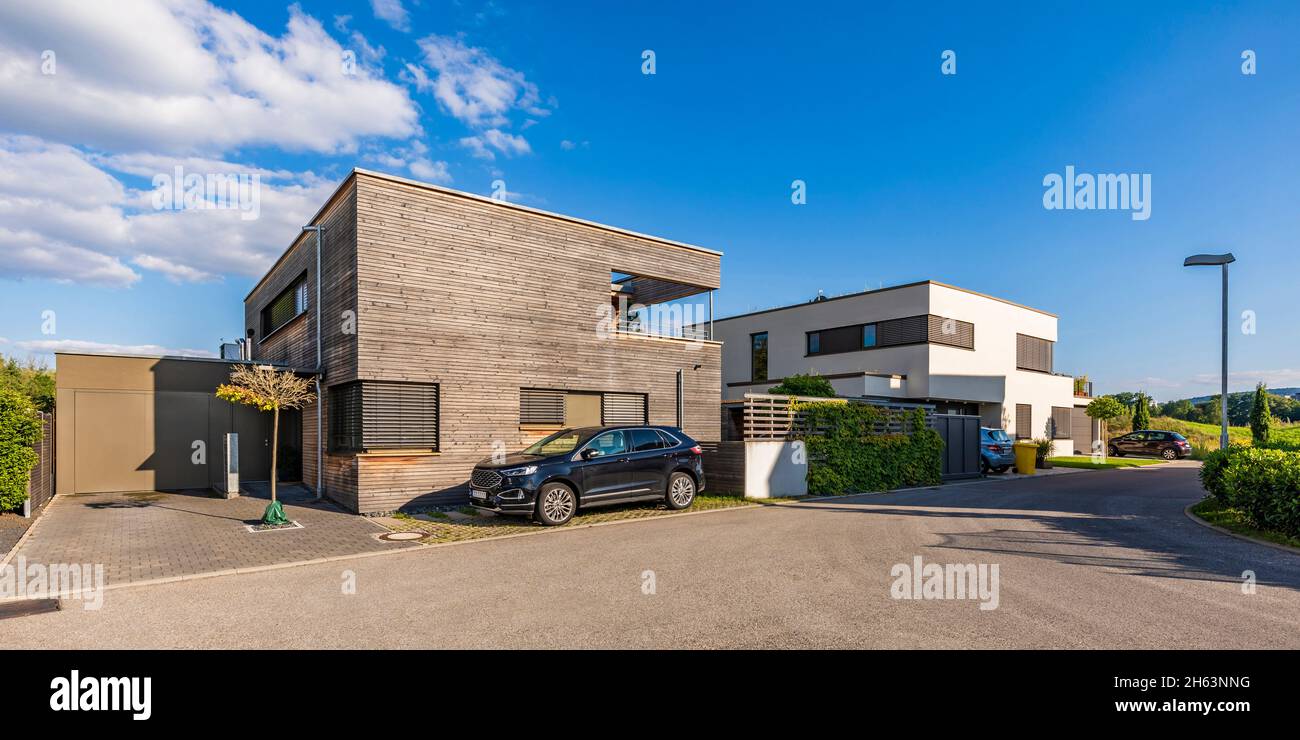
[980, 427, 1015, 474]
[1108, 430, 1191, 460]
[468, 425, 706, 525]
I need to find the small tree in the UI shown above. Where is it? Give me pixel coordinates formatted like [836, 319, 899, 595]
[216, 365, 315, 524]
[1249, 382, 1272, 445]
[767, 373, 835, 398]
[1131, 392, 1151, 432]
[1086, 396, 1126, 460]
[0, 388, 43, 512]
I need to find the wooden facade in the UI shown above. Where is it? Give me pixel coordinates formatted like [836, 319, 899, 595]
[244, 169, 722, 514]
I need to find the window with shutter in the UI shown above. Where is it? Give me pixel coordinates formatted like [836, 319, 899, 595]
[602, 393, 647, 425]
[261, 272, 308, 337]
[363, 382, 439, 450]
[329, 383, 363, 452]
[329, 381, 438, 452]
[1015, 403, 1033, 439]
[1051, 407, 1072, 439]
[1016, 334, 1054, 373]
[520, 389, 565, 425]
[928, 315, 974, 349]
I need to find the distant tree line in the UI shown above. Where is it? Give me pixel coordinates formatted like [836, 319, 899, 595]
[1097, 386, 1299, 428]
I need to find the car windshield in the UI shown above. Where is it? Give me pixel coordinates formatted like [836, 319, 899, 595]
[522, 429, 585, 456]
[985, 430, 1011, 442]
[1171, 433, 1187, 441]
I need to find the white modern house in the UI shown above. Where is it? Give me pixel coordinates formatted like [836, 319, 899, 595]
[713, 280, 1096, 455]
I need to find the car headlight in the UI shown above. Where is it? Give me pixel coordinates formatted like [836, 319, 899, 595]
[501, 465, 538, 476]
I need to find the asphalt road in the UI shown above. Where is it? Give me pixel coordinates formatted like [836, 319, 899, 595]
[3, 461, 1298, 648]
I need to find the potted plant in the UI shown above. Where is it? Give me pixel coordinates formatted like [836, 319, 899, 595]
[1034, 438, 1054, 469]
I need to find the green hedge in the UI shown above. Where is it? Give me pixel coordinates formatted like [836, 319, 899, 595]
[0, 388, 42, 511]
[1199, 445, 1300, 536]
[794, 403, 943, 494]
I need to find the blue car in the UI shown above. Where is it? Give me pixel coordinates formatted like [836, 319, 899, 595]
[980, 427, 1015, 474]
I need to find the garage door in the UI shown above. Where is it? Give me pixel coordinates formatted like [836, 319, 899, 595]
[70, 389, 269, 493]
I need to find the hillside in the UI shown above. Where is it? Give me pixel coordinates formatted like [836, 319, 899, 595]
[1129, 416, 1300, 451]
[1186, 387, 1300, 404]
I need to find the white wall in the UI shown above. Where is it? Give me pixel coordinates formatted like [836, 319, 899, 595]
[743, 440, 808, 498]
[714, 281, 1082, 451]
[715, 283, 931, 394]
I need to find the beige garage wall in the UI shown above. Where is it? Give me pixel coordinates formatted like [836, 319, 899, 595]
[55, 353, 278, 495]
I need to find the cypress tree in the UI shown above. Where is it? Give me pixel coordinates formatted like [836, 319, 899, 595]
[1250, 382, 1272, 445]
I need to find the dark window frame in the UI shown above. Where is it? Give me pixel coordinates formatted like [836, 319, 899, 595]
[1016, 333, 1055, 374]
[1015, 403, 1033, 439]
[804, 314, 973, 357]
[261, 271, 309, 339]
[329, 380, 440, 453]
[750, 332, 768, 382]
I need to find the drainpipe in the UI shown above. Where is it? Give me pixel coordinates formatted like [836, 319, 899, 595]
[302, 225, 325, 501]
[676, 369, 684, 429]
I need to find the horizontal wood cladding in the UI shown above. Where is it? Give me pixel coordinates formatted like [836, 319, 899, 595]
[244, 181, 358, 382]
[342, 173, 721, 513]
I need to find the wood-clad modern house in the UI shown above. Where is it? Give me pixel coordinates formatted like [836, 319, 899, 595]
[244, 168, 723, 514]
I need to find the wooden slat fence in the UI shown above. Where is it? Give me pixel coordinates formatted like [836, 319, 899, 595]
[735, 393, 935, 440]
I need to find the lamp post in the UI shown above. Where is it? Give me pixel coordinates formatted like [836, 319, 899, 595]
[1183, 252, 1236, 450]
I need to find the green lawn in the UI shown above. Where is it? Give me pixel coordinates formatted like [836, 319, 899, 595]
[1191, 497, 1300, 549]
[1048, 456, 1167, 470]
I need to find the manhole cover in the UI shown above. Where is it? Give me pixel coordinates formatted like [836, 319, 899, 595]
[379, 531, 427, 542]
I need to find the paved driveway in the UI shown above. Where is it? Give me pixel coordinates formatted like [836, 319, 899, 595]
[2, 462, 1298, 648]
[4, 485, 412, 587]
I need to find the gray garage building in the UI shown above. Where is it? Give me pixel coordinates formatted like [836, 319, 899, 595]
[54, 352, 308, 495]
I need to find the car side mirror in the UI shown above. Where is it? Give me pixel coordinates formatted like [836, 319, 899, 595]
[581, 448, 602, 460]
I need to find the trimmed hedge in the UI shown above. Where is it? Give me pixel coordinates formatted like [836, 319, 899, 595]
[794, 403, 943, 495]
[0, 388, 42, 511]
[1199, 445, 1300, 537]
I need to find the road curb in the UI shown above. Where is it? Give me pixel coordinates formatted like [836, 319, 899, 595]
[1183, 500, 1300, 557]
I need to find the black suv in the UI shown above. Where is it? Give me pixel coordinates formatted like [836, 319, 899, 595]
[1108, 430, 1191, 460]
[468, 426, 706, 525]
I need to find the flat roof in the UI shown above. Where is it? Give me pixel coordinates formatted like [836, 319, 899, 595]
[53, 351, 317, 373]
[714, 280, 1058, 322]
[245, 167, 723, 301]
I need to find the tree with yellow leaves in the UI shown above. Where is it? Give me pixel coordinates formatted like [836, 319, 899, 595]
[216, 364, 314, 524]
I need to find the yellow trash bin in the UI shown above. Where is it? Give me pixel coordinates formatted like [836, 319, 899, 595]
[1013, 441, 1038, 475]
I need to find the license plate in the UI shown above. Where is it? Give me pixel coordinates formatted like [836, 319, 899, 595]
[470, 489, 487, 500]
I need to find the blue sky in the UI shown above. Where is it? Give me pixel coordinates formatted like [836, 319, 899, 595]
[0, 0, 1297, 400]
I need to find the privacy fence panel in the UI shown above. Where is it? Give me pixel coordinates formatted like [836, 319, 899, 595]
[931, 413, 981, 480]
[25, 411, 54, 515]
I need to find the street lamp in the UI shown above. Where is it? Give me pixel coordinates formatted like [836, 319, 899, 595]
[1183, 252, 1236, 450]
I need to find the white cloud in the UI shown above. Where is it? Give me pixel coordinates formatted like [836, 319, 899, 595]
[0, 135, 337, 286]
[11, 339, 215, 358]
[1192, 369, 1300, 388]
[459, 129, 531, 160]
[0, 0, 421, 154]
[370, 0, 410, 32]
[411, 34, 548, 130]
[408, 159, 452, 183]
[362, 140, 452, 183]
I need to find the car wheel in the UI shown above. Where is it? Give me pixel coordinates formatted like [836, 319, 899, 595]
[534, 482, 576, 526]
[1161, 448, 1177, 460]
[665, 472, 696, 510]
[1109, 446, 1121, 457]
[995, 466, 1010, 474]
[981, 459, 991, 474]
